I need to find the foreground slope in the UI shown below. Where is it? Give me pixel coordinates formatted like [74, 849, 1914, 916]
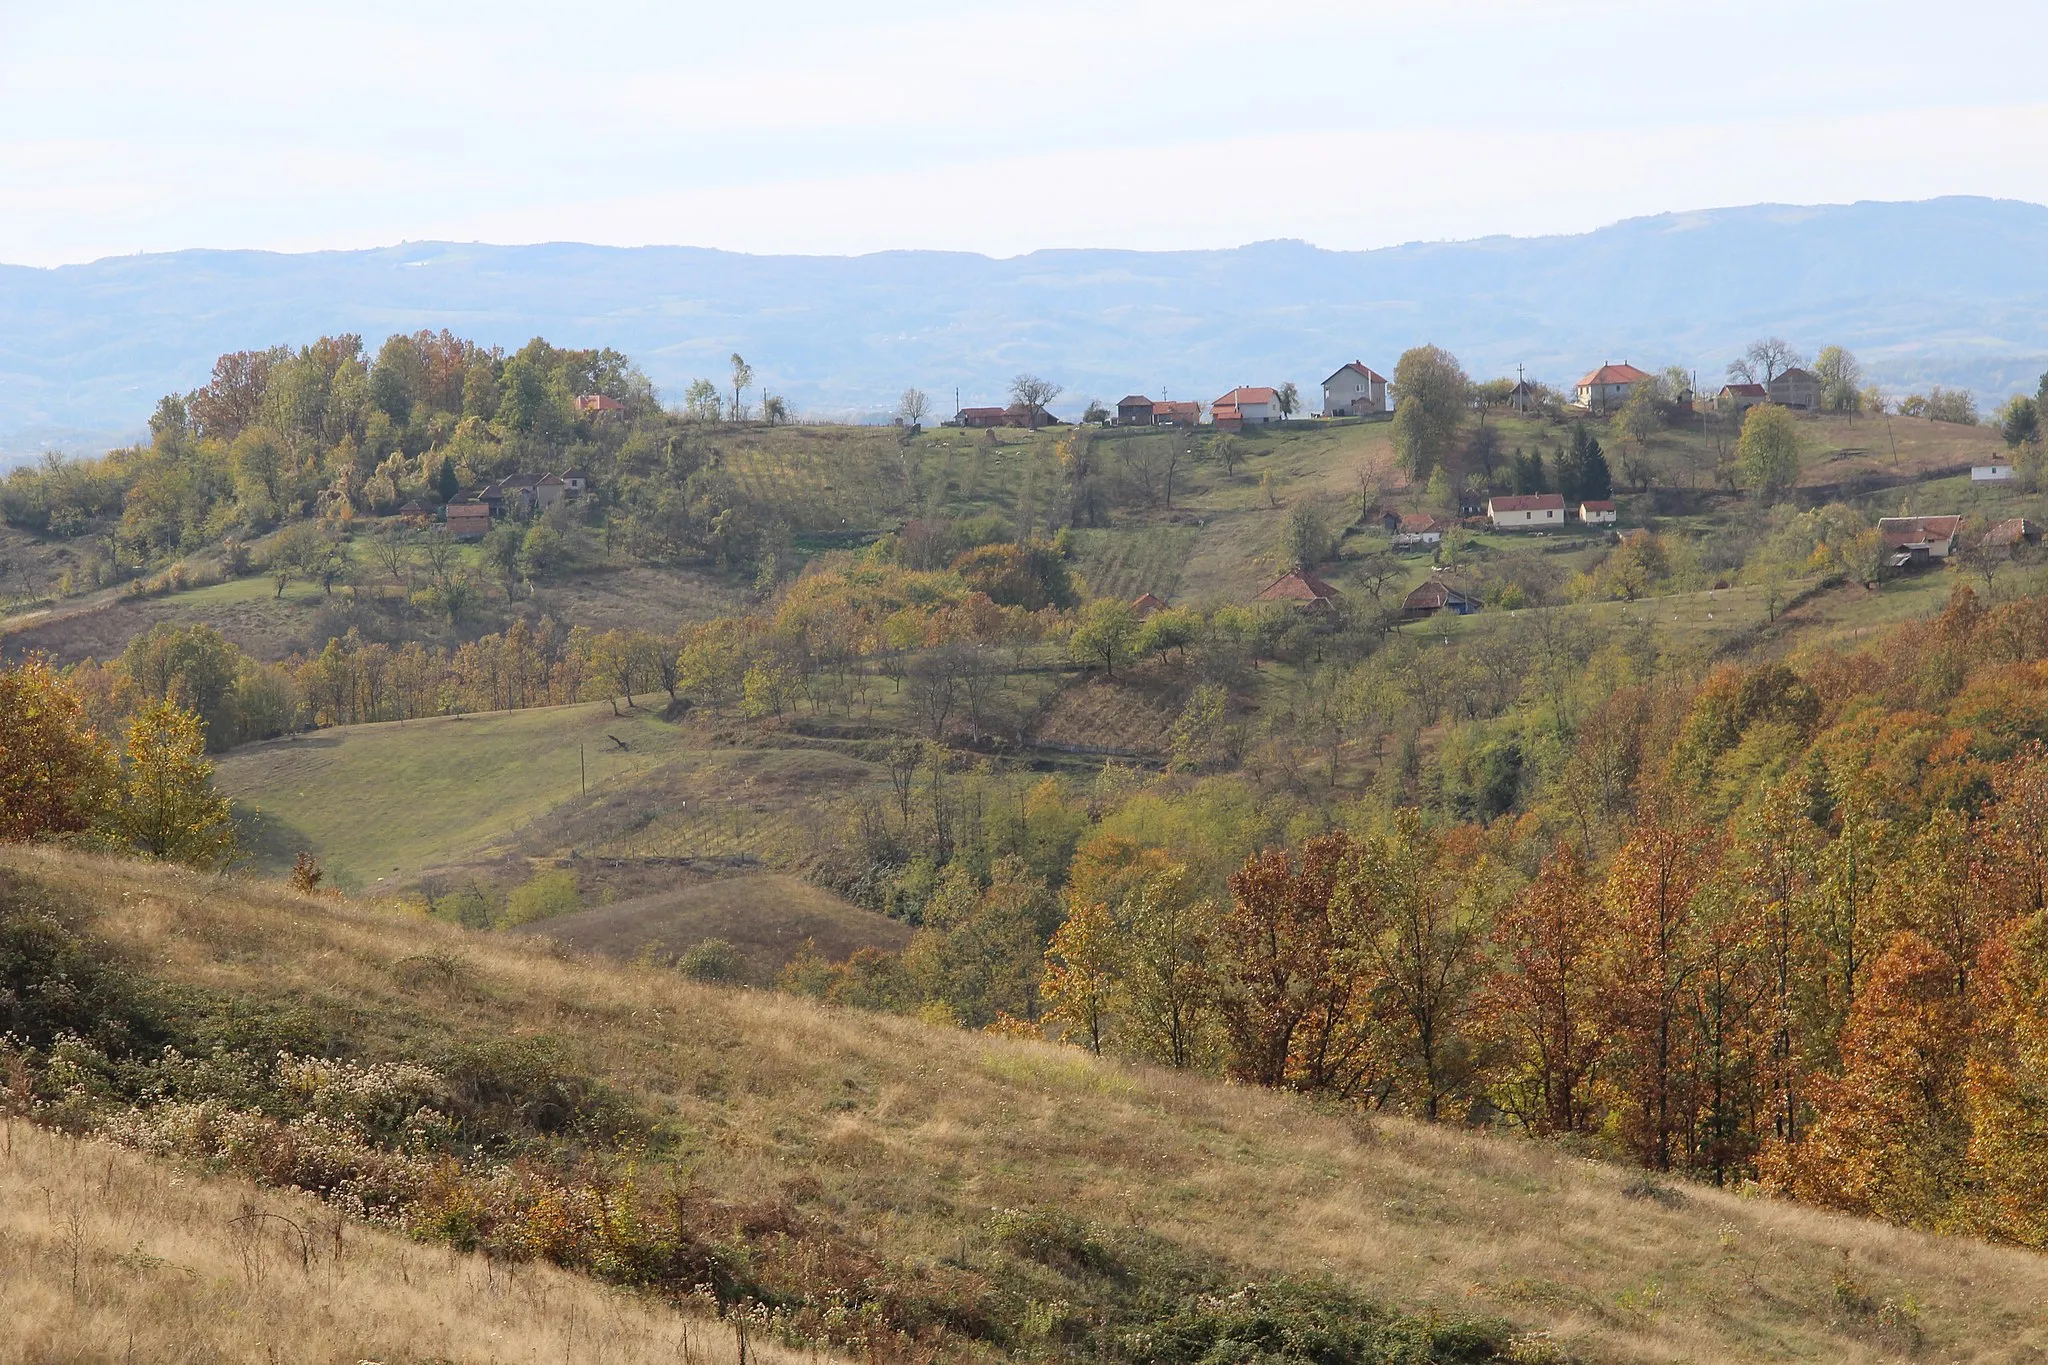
[0, 1120, 775, 1365]
[11, 847, 2048, 1363]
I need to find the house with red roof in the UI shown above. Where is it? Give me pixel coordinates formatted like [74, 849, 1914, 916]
[1878, 515, 1962, 572]
[1152, 400, 1200, 427]
[1488, 492, 1567, 529]
[1321, 362, 1387, 417]
[1131, 592, 1168, 619]
[1716, 383, 1768, 417]
[1574, 362, 1651, 413]
[1213, 386, 1282, 426]
[574, 393, 624, 414]
[1579, 500, 1617, 526]
[1253, 568, 1343, 611]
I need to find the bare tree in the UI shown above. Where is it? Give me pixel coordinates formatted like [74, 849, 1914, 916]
[1009, 374, 1062, 430]
[1728, 338, 1801, 386]
[898, 388, 929, 426]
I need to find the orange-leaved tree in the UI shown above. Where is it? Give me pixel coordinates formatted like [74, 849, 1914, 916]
[1966, 910, 2048, 1246]
[1600, 812, 1722, 1171]
[1216, 833, 1364, 1093]
[1760, 930, 1970, 1226]
[0, 658, 119, 842]
[1481, 843, 1608, 1135]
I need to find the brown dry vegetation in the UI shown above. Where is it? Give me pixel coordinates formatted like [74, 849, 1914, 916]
[514, 871, 911, 982]
[13, 844, 2048, 1363]
[0, 1119, 789, 1365]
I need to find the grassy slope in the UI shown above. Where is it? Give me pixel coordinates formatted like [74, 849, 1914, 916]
[0, 1119, 774, 1365]
[16, 844, 2048, 1365]
[218, 700, 700, 889]
[512, 871, 912, 983]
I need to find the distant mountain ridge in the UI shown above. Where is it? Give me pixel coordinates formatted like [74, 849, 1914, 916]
[3, 195, 2045, 459]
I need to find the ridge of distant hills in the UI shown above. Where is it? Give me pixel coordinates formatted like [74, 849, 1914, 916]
[3, 195, 2046, 460]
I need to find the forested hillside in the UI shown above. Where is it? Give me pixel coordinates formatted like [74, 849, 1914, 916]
[8, 325, 2048, 1362]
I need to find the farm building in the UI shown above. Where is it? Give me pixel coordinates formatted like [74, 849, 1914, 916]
[1580, 500, 1617, 525]
[1401, 580, 1480, 621]
[1574, 362, 1650, 412]
[1153, 400, 1201, 427]
[1878, 515, 1963, 572]
[1766, 367, 1821, 411]
[1716, 383, 1768, 416]
[1131, 592, 1168, 619]
[1253, 569, 1343, 611]
[574, 393, 625, 414]
[1973, 462, 2016, 482]
[1983, 518, 2041, 555]
[444, 500, 492, 539]
[1321, 362, 1388, 417]
[1116, 396, 1156, 426]
[1488, 493, 1566, 529]
[1392, 514, 1449, 548]
[958, 407, 1008, 428]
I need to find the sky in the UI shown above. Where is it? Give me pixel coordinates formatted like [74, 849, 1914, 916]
[2, 0, 2047, 266]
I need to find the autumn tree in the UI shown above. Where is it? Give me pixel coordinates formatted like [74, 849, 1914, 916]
[1966, 910, 2048, 1245]
[1042, 895, 1121, 1053]
[0, 659, 119, 842]
[1339, 819, 1489, 1118]
[118, 701, 236, 868]
[1482, 844, 1608, 1134]
[1216, 834, 1383, 1096]
[1761, 932, 1969, 1226]
[1600, 814, 1722, 1170]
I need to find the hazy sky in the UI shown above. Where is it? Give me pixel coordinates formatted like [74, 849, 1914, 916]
[3, 0, 2046, 266]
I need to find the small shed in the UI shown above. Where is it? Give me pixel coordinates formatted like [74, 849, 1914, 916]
[1972, 463, 2016, 482]
[1580, 500, 1617, 525]
[444, 501, 492, 539]
[1983, 518, 2041, 556]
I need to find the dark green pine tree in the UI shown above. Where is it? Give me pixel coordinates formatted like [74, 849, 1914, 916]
[436, 455, 460, 503]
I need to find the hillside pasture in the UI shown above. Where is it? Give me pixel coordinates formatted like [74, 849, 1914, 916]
[0, 1120, 769, 1365]
[511, 870, 910, 982]
[219, 701, 698, 889]
[14, 844, 2048, 1365]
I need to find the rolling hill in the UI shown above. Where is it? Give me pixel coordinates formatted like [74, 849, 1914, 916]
[7, 843, 2048, 1363]
[4, 196, 2047, 457]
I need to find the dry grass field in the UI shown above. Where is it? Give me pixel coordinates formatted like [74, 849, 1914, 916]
[512, 870, 911, 982]
[0, 1119, 785, 1365]
[13, 843, 2048, 1364]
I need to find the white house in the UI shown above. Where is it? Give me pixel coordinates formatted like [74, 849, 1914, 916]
[1973, 463, 2016, 482]
[1213, 386, 1281, 425]
[1392, 514, 1448, 548]
[1488, 493, 1567, 529]
[1579, 500, 1618, 526]
[1574, 362, 1651, 412]
[1321, 363, 1387, 417]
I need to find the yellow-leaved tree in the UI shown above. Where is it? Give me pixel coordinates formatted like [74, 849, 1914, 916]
[0, 658, 119, 842]
[119, 701, 237, 868]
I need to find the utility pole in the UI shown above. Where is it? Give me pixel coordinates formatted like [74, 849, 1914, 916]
[1516, 363, 1525, 413]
